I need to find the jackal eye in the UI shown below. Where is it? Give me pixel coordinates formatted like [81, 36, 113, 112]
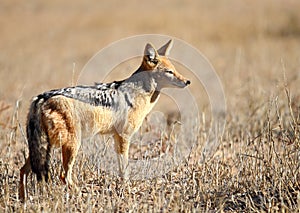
[166, 70, 174, 74]
[152, 59, 159, 65]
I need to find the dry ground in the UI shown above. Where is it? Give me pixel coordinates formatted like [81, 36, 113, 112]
[1, 0, 300, 211]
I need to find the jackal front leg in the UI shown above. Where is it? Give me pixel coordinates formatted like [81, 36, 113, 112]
[113, 133, 130, 180]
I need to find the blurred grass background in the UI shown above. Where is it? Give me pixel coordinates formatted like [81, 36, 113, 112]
[1, 0, 299, 126]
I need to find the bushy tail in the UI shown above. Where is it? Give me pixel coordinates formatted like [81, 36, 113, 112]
[27, 95, 51, 182]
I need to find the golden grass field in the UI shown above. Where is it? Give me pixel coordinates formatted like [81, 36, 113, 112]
[1, 0, 300, 211]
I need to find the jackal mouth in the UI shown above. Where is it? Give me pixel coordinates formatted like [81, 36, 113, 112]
[174, 79, 191, 88]
[180, 79, 191, 87]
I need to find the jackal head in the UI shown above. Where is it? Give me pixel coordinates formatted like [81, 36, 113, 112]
[135, 40, 191, 90]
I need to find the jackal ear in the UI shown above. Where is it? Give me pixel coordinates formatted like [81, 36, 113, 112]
[144, 43, 158, 62]
[157, 39, 173, 56]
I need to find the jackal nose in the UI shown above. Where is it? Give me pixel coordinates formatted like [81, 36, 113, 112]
[185, 80, 191, 85]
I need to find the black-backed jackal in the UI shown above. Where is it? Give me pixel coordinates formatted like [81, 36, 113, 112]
[19, 39, 190, 201]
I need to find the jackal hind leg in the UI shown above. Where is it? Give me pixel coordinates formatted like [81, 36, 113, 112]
[113, 133, 130, 180]
[60, 141, 80, 188]
[19, 157, 31, 201]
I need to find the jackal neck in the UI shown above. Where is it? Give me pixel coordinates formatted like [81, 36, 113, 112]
[126, 69, 158, 93]
[121, 70, 161, 105]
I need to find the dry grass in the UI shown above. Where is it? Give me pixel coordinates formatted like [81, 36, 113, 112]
[1, 0, 300, 211]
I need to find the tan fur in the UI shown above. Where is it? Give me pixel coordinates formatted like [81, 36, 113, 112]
[19, 40, 190, 201]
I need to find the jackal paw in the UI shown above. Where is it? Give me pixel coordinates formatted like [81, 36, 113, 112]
[60, 173, 67, 184]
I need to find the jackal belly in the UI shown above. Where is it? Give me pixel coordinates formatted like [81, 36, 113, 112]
[41, 96, 115, 147]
